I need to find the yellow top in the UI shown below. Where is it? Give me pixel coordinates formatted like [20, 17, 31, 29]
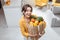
[52, 0, 60, 6]
[19, 16, 29, 37]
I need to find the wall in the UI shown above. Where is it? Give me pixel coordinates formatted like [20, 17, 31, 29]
[21, 0, 35, 7]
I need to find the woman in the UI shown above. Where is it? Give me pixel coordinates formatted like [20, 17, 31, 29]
[19, 4, 45, 40]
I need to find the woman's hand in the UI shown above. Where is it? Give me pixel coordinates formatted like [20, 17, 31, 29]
[38, 30, 45, 38]
[28, 34, 38, 37]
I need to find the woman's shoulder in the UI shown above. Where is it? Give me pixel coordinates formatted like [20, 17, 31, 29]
[19, 16, 25, 23]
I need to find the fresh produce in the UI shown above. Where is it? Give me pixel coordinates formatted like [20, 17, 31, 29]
[30, 15, 37, 19]
[30, 15, 45, 27]
[36, 17, 43, 22]
[31, 18, 35, 23]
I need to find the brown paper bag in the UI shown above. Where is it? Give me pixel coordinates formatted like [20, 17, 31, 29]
[38, 21, 46, 35]
[27, 25, 38, 40]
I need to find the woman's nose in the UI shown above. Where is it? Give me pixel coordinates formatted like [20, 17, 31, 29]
[28, 11, 31, 14]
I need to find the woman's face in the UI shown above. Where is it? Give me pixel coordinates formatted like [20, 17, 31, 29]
[23, 7, 32, 18]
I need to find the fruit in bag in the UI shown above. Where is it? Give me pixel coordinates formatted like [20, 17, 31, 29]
[37, 17, 43, 22]
[39, 21, 46, 34]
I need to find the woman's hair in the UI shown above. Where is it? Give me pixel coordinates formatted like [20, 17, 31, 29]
[22, 4, 32, 12]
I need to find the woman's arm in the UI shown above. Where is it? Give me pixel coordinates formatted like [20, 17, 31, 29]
[19, 21, 29, 37]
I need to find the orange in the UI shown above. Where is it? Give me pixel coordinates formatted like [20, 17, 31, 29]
[31, 18, 35, 23]
[5, 0, 10, 5]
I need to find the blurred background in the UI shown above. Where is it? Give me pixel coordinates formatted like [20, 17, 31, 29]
[0, 0, 60, 40]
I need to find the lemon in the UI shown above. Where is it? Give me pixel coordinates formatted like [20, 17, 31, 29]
[33, 23, 38, 27]
[30, 22, 33, 26]
[35, 21, 39, 25]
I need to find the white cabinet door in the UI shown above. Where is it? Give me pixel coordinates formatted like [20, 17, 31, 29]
[3, 7, 22, 27]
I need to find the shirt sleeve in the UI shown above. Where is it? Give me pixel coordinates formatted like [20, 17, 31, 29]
[19, 20, 29, 37]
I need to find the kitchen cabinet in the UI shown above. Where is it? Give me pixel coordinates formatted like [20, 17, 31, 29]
[3, 0, 22, 27]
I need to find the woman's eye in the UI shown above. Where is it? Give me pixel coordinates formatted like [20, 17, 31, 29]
[26, 10, 30, 11]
